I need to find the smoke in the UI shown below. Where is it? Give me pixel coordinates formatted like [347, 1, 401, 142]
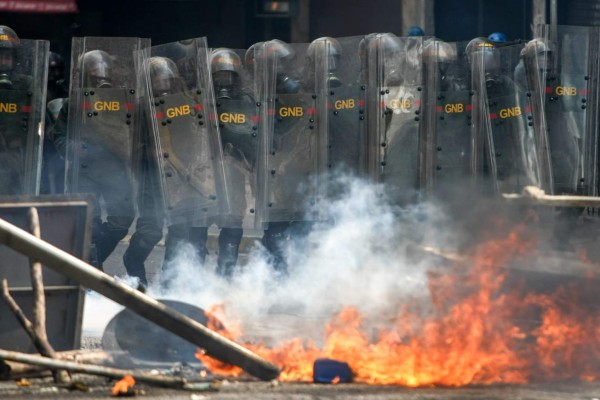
[146, 174, 466, 345]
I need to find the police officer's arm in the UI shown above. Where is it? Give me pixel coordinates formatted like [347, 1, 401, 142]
[48, 98, 69, 157]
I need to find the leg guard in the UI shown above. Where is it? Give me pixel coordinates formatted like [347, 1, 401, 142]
[216, 228, 243, 278]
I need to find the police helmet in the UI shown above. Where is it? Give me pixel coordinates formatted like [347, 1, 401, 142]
[407, 26, 425, 37]
[81, 50, 114, 88]
[266, 39, 295, 65]
[147, 56, 183, 96]
[210, 48, 243, 98]
[210, 48, 242, 75]
[306, 37, 342, 72]
[244, 41, 263, 73]
[49, 52, 64, 69]
[0, 25, 20, 73]
[488, 32, 508, 44]
[0, 26, 20, 54]
[465, 37, 495, 63]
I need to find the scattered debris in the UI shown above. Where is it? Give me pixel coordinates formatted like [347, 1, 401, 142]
[313, 358, 352, 384]
[503, 185, 600, 207]
[0, 349, 187, 388]
[0, 216, 281, 381]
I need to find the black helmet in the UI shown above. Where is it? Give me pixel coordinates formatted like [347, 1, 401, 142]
[244, 41, 263, 74]
[210, 48, 242, 75]
[465, 37, 495, 64]
[466, 37, 501, 78]
[210, 48, 242, 99]
[80, 50, 114, 88]
[265, 39, 295, 65]
[49, 51, 64, 69]
[0, 25, 19, 76]
[307, 37, 342, 72]
[48, 52, 65, 83]
[0, 25, 20, 54]
[147, 56, 184, 96]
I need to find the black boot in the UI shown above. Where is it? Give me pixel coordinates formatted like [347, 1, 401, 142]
[216, 228, 243, 278]
[262, 222, 290, 274]
[95, 215, 134, 265]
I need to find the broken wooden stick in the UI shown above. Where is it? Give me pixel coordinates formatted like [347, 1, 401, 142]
[2, 349, 123, 380]
[0, 348, 187, 388]
[0, 208, 70, 383]
[503, 185, 600, 207]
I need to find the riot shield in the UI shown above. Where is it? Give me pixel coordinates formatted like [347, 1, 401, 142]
[313, 36, 368, 198]
[258, 39, 324, 223]
[0, 38, 48, 195]
[366, 34, 424, 205]
[142, 38, 228, 226]
[210, 47, 263, 230]
[470, 39, 542, 195]
[525, 25, 600, 196]
[65, 37, 148, 221]
[422, 39, 475, 198]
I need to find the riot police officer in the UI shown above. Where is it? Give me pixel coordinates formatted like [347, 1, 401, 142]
[259, 39, 318, 274]
[468, 37, 539, 195]
[0, 26, 30, 91]
[41, 51, 68, 195]
[142, 56, 211, 287]
[210, 48, 260, 278]
[50, 49, 136, 270]
[122, 56, 182, 288]
[0, 26, 26, 189]
[47, 52, 68, 102]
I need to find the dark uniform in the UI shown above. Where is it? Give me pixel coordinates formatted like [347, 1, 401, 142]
[51, 48, 138, 269]
[142, 39, 228, 289]
[210, 48, 261, 278]
[0, 25, 44, 196]
[41, 51, 68, 194]
[421, 39, 475, 199]
[259, 39, 320, 273]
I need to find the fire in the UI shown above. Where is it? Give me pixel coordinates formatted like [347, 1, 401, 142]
[197, 223, 600, 386]
[111, 374, 135, 397]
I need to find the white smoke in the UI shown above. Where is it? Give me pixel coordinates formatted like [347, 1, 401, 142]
[146, 175, 456, 345]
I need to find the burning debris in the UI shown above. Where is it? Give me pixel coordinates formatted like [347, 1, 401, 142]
[111, 374, 136, 397]
[192, 219, 600, 387]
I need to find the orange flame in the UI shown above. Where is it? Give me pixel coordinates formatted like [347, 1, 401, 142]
[198, 223, 600, 386]
[111, 374, 135, 397]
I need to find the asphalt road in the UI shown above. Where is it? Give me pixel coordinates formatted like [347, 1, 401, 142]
[2, 377, 600, 399]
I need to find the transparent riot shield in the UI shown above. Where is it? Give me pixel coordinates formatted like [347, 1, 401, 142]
[525, 25, 600, 196]
[366, 34, 424, 205]
[258, 39, 323, 223]
[517, 38, 553, 194]
[422, 39, 475, 198]
[0, 39, 48, 195]
[313, 36, 367, 199]
[142, 38, 228, 226]
[209, 47, 263, 230]
[470, 39, 542, 195]
[66, 37, 148, 222]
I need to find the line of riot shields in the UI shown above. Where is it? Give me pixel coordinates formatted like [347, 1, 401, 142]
[4, 24, 599, 275]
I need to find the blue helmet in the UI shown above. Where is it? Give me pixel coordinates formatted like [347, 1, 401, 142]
[407, 26, 425, 37]
[488, 32, 507, 44]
